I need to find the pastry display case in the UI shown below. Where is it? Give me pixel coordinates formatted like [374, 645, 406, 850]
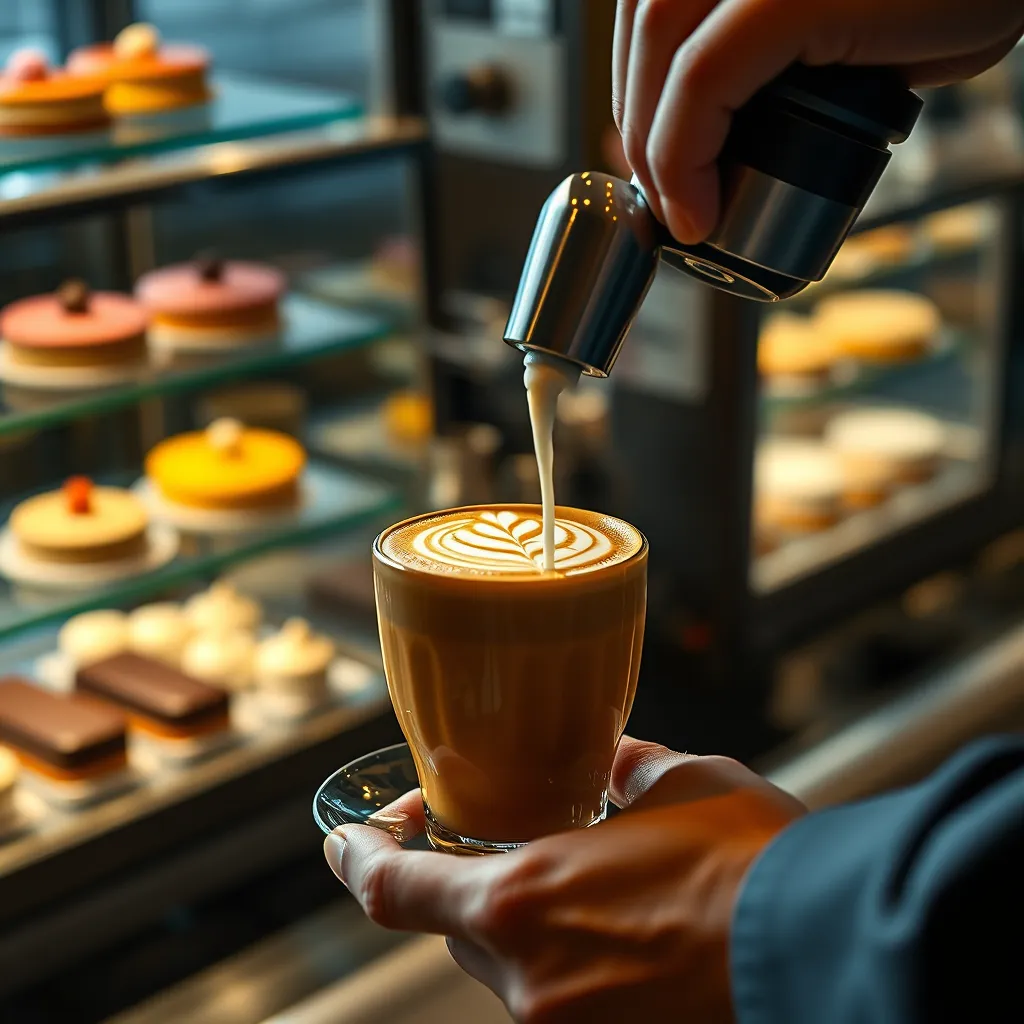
[1, 2, 1024, 1021]
[753, 197, 1003, 593]
[0, 2, 436, 1015]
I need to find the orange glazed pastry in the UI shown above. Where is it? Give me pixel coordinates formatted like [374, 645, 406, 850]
[145, 418, 305, 511]
[68, 23, 210, 116]
[0, 49, 108, 135]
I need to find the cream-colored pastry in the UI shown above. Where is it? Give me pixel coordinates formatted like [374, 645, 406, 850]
[181, 629, 256, 692]
[813, 290, 940, 364]
[757, 313, 835, 388]
[11, 477, 149, 564]
[183, 581, 261, 633]
[0, 746, 19, 822]
[824, 408, 947, 496]
[58, 609, 130, 667]
[128, 602, 192, 666]
[255, 618, 333, 717]
[923, 203, 992, 253]
[114, 23, 160, 60]
[755, 440, 844, 534]
[825, 225, 915, 283]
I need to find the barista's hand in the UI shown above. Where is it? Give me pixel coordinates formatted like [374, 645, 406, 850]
[613, 0, 1024, 242]
[323, 738, 804, 1023]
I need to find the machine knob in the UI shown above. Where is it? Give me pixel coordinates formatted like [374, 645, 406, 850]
[439, 66, 512, 116]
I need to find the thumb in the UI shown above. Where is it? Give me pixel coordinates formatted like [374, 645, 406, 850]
[610, 735, 698, 808]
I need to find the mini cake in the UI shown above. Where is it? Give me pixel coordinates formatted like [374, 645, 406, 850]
[1, 280, 149, 372]
[59, 609, 131, 668]
[755, 440, 844, 535]
[0, 49, 108, 136]
[813, 290, 940, 364]
[384, 391, 434, 447]
[254, 618, 333, 719]
[0, 746, 19, 826]
[923, 204, 992, 253]
[757, 313, 835, 391]
[128, 603, 193, 666]
[11, 476, 149, 564]
[182, 629, 256, 692]
[825, 408, 947, 501]
[825, 224, 915, 282]
[184, 581, 261, 633]
[67, 23, 211, 116]
[368, 237, 419, 297]
[76, 652, 231, 763]
[145, 418, 305, 512]
[0, 678, 129, 806]
[136, 255, 285, 351]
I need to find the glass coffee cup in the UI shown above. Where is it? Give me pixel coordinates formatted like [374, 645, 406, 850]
[315, 504, 647, 855]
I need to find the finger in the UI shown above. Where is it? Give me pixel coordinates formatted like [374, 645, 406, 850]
[902, 32, 1024, 87]
[611, 0, 638, 132]
[647, 0, 823, 241]
[644, 0, 1022, 241]
[610, 735, 698, 807]
[325, 825, 483, 938]
[446, 937, 507, 999]
[622, 0, 721, 220]
[365, 788, 426, 843]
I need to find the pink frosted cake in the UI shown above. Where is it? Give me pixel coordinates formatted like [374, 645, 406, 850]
[135, 256, 285, 350]
[1, 280, 148, 369]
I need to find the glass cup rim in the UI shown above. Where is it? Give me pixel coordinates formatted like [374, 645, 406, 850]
[372, 503, 648, 585]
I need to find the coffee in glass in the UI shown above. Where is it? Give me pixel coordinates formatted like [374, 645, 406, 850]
[373, 503, 647, 854]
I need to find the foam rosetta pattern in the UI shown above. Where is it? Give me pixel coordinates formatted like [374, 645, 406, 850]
[410, 509, 614, 573]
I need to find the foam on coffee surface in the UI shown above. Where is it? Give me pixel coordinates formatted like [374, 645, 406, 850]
[380, 507, 643, 577]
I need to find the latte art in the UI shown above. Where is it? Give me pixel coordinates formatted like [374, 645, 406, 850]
[413, 510, 611, 573]
[380, 506, 643, 578]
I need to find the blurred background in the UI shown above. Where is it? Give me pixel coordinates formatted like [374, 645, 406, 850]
[0, 2, 1022, 1021]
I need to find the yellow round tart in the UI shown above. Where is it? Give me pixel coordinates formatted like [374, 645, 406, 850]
[145, 418, 305, 511]
[11, 477, 148, 563]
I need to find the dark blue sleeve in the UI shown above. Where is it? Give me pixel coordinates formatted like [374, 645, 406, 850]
[730, 737, 1024, 1024]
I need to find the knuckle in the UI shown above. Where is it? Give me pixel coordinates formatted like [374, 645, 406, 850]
[358, 856, 396, 928]
[515, 988, 573, 1024]
[634, 0, 677, 37]
[646, 141, 677, 186]
[468, 851, 556, 940]
[669, 42, 712, 96]
[620, 126, 646, 173]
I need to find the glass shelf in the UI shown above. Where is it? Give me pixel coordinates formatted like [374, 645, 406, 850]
[0, 294, 391, 439]
[0, 460, 401, 644]
[759, 329, 967, 415]
[789, 245, 984, 309]
[0, 72, 360, 176]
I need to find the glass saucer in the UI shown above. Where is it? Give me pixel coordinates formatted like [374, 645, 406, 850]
[313, 741, 417, 835]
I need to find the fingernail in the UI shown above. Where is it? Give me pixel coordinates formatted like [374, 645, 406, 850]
[324, 829, 347, 883]
[366, 810, 414, 843]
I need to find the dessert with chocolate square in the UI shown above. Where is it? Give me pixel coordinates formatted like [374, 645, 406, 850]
[76, 652, 232, 763]
[0, 678, 130, 805]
